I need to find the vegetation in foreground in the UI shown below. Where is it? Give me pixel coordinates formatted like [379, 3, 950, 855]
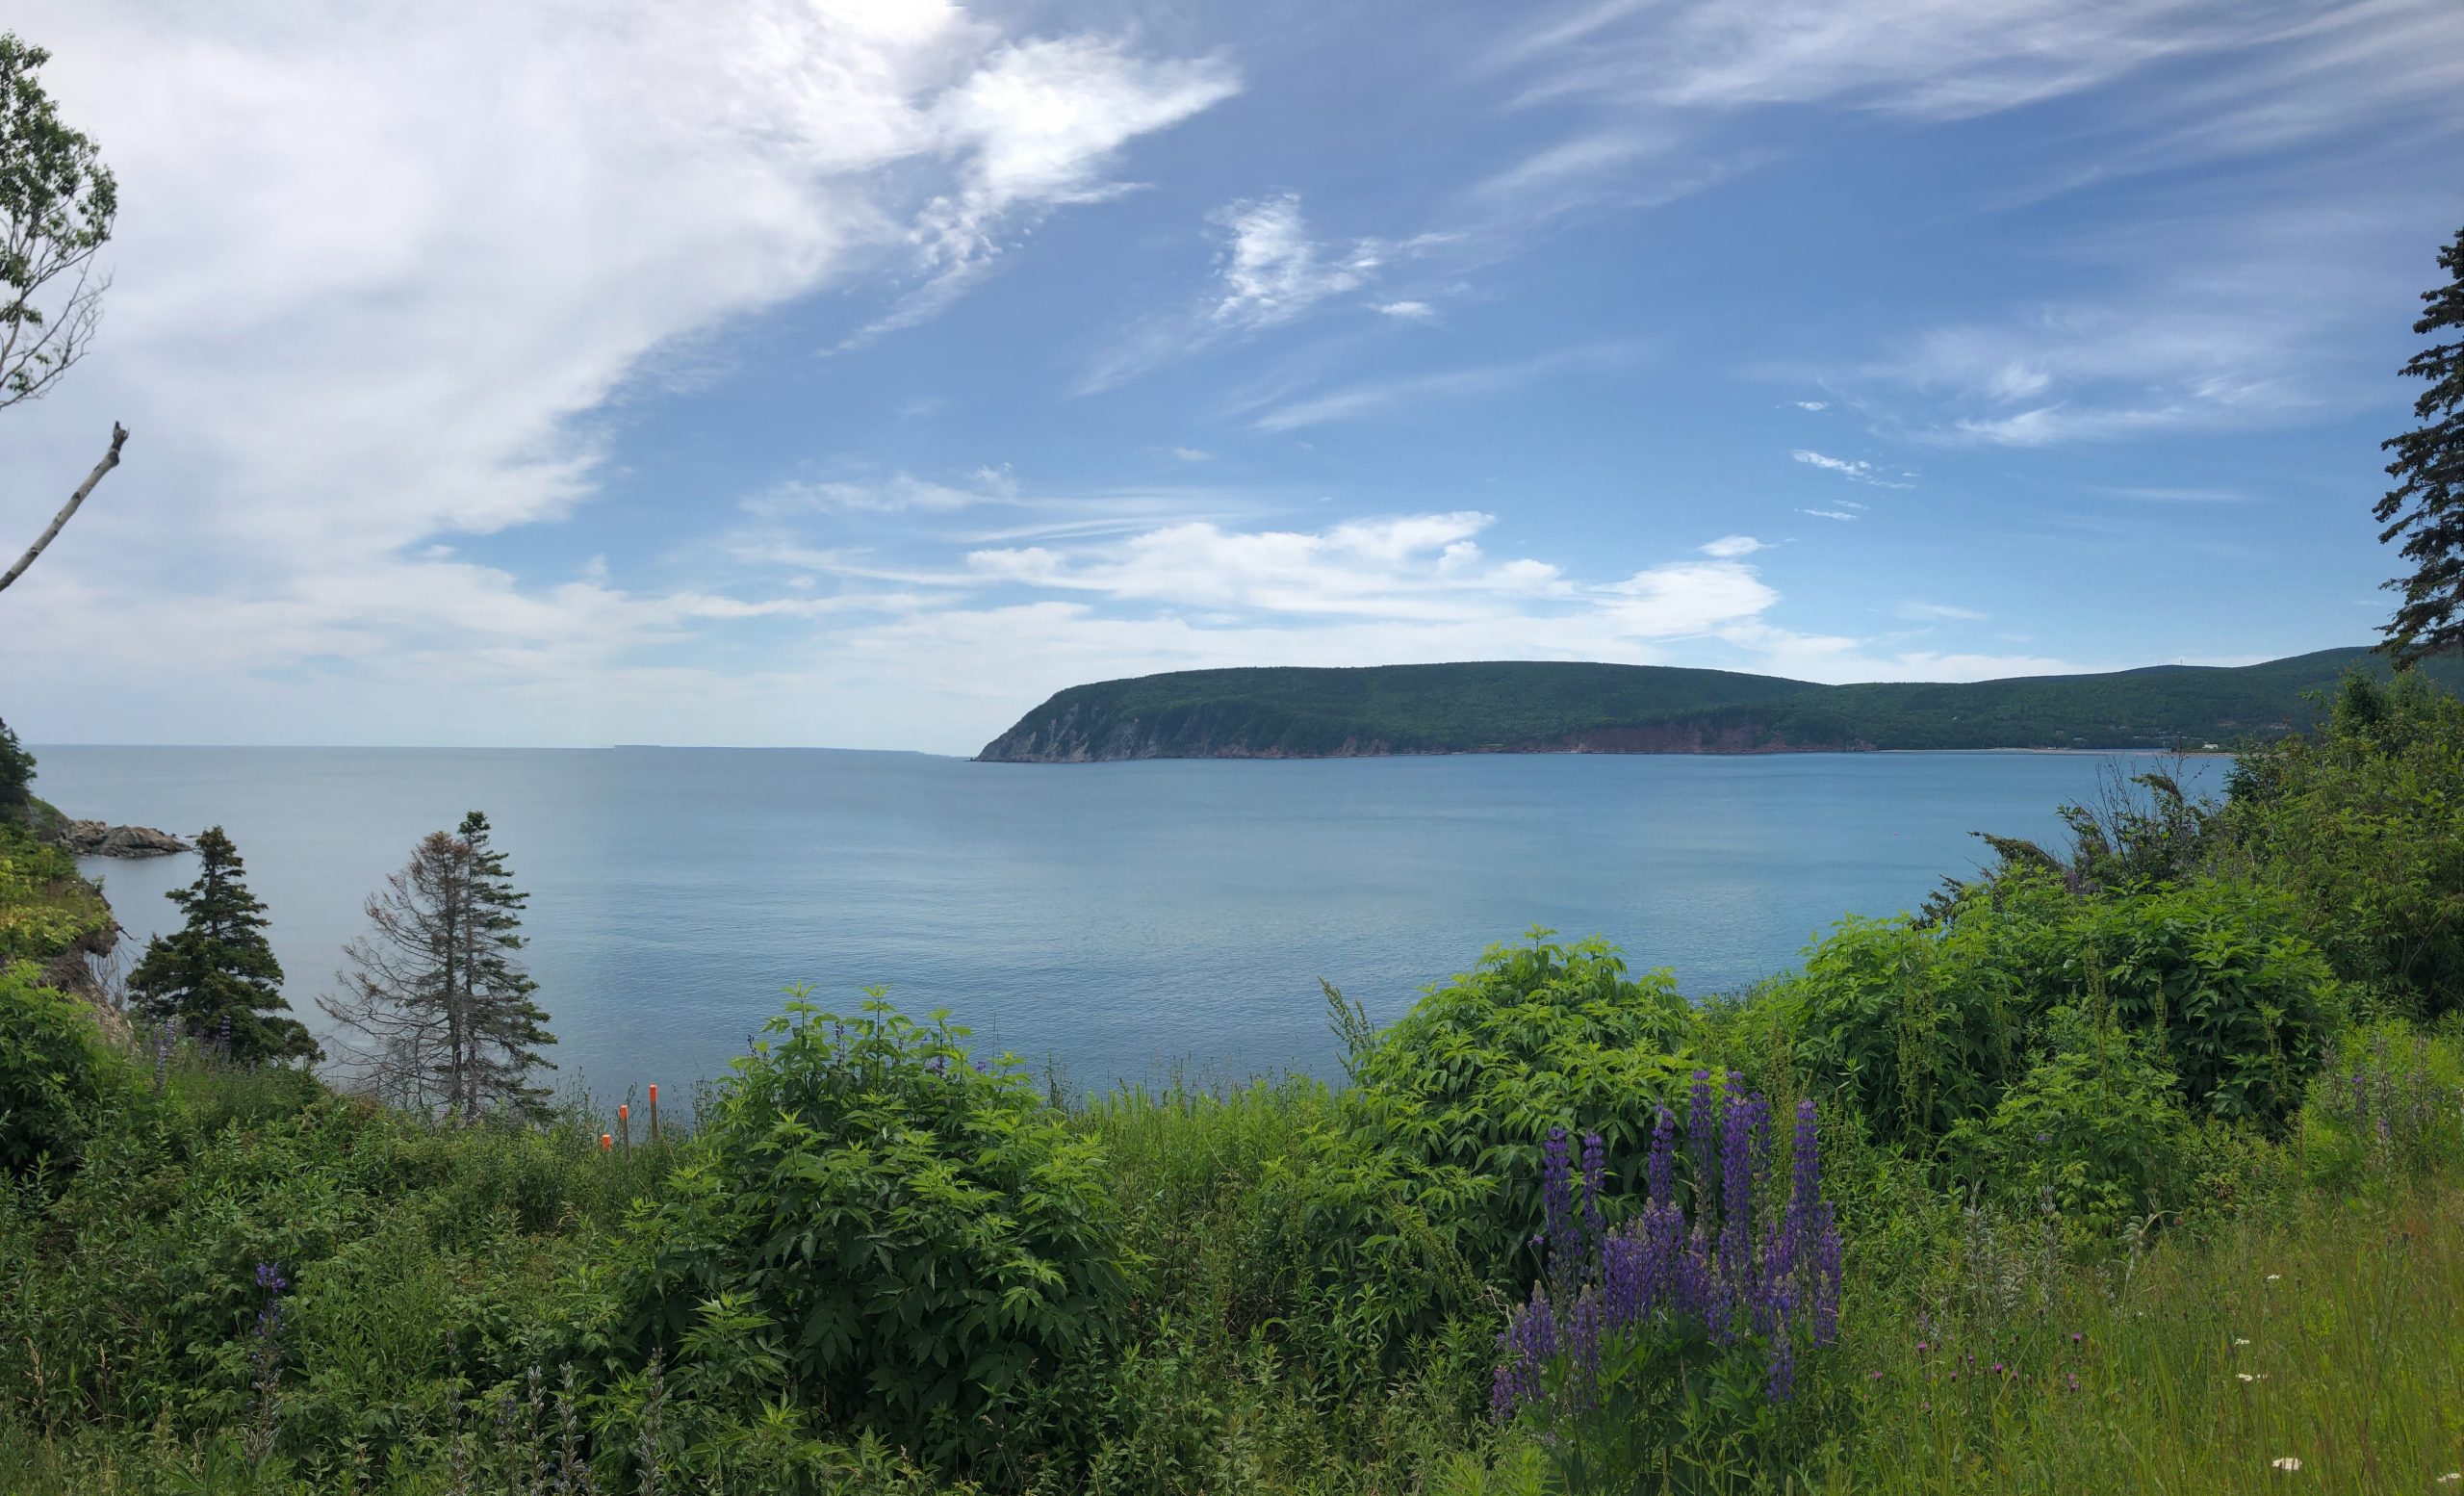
[5, 670, 2464, 1494]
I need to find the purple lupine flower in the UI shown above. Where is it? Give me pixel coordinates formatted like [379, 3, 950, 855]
[1492, 1284, 1560, 1423]
[1563, 1287, 1604, 1411]
[1493, 1085, 1846, 1431]
[245, 1262, 288, 1461]
[1646, 1104, 1676, 1207]
[1687, 1070, 1719, 1215]
[1579, 1131, 1607, 1251]
[1541, 1127, 1575, 1251]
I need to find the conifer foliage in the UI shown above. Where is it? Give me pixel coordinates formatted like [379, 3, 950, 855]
[320, 810, 555, 1122]
[2376, 223, 2464, 663]
[127, 826, 317, 1063]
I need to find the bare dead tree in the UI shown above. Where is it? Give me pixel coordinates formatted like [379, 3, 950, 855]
[0, 420, 124, 593]
[320, 831, 471, 1119]
[320, 820, 555, 1123]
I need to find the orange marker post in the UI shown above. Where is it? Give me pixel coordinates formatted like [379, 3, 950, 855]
[648, 1084, 660, 1145]
[600, 1132, 612, 1152]
[619, 1103, 631, 1155]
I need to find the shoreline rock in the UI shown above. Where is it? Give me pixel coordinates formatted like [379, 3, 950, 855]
[64, 819, 192, 858]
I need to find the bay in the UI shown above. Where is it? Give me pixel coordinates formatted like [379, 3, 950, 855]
[28, 747, 2212, 1104]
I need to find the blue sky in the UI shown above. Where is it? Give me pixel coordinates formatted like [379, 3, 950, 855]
[2, 0, 2459, 753]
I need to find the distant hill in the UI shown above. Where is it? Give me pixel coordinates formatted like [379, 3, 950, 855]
[975, 649, 2459, 761]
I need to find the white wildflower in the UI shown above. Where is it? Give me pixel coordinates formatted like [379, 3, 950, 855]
[2234, 1337, 2251, 1346]
[2272, 1457, 2302, 1472]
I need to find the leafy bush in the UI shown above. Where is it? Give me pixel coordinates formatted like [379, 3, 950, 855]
[2227, 669, 2464, 1019]
[0, 962, 121, 1178]
[1345, 931, 1695, 1279]
[0, 825, 110, 964]
[2073, 879, 2333, 1122]
[608, 993, 1135, 1479]
[1788, 874, 2333, 1149]
[1945, 1010, 2188, 1225]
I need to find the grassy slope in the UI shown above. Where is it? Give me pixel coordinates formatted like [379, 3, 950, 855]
[980, 647, 2464, 760]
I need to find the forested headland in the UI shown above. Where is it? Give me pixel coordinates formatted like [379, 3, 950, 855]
[976, 647, 2464, 761]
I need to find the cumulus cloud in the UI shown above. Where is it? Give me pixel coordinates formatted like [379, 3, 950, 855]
[0, 0, 1235, 738]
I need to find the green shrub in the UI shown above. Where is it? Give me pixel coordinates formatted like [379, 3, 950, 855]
[2227, 669, 2464, 1019]
[1789, 874, 2333, 1149]
[2073, 879, 2334, 1123]
[1945, 1010, 2188, 1225]
[607, 993, 1135, 1479]
[0, 962, 121, 1178]
[1344, 931, 1695, 1282]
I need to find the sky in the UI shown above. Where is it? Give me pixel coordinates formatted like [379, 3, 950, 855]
[1, 0, 2459, 755]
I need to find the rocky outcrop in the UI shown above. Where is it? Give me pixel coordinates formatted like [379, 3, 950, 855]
[63, 820, 192, 857]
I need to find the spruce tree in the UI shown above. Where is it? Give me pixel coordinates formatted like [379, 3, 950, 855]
[128, 826, 317, 1063]
[2375, 223, 2464, 663]
[457, 811, 555, 1122]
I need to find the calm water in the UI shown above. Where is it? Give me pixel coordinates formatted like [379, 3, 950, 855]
[30, 748, 2208, 1102]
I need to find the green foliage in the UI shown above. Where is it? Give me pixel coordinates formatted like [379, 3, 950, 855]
[1789, 873, 2332, 1173]
[0, 960, 120, 1177]
[609, 993, 1136, 1479]
[0, 32, 116, 411]
[1346, 931, 1694, 1278]
[1945, 1010, 2188, 1225]
[2228, 669, 2464, 1019]
[978, 648, 2460, 761]
[0, 820, 109, 962]
[128, 826, 318, 1064]
[0, 716, 34, 815]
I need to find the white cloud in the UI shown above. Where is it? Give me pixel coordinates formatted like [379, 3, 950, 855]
[1798, 508, 1859, 522]
[1895, 601, 1986, 622]
[1169, 447, 1212, 463]
[1700, 535, 1766, 557]
[744, 468, 1018, 516]
[1249, 341, 1649, 431]
[1791, 450, 1912, 488]
[1840, 196, 2440, 447]
[1792, 400, 1829, 411]
[0, 1, 1234, 742]
[1210, 193, 1385, 329]
[1374, 299, 1438, 321]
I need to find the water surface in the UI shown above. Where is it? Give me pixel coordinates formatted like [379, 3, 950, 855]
[31, 747, 2208, 1100]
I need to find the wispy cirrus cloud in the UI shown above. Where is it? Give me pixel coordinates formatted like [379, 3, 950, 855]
[1792, 450, 1912, 488]
[1246, 341, 1650, 432]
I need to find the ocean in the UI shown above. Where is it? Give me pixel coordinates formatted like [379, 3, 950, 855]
[29, 746, 2212, 1104]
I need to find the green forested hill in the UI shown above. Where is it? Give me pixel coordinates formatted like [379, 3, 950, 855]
[976, 647, 2461, 761]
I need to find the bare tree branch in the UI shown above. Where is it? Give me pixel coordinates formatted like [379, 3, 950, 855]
[0, 421, 125, 594]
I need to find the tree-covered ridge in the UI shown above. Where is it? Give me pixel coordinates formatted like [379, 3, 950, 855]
[978, 647, 2464, 761]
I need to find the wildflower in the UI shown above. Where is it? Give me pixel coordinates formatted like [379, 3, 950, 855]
[1867, 1370, 1884, 1382]
[2434, 1473, 2459, 1485]
[1915, 1340, 1929, 1352]
[2238, 1373, 2256, 1383]
[2271, 1457, 2301, 1472]
[2234, 1337, 2251, 1347]
[2265, 1274, 2281, 1282]
[2069, 1331, 2083, 1345]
